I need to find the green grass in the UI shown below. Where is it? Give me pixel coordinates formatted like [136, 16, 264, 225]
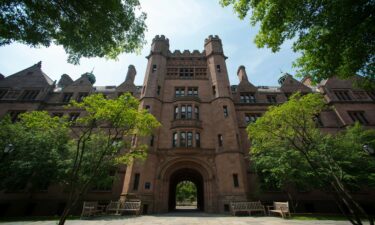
[0, 215, 80, 223]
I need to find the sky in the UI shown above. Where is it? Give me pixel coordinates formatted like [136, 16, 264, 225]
[0, 0, 300, 87]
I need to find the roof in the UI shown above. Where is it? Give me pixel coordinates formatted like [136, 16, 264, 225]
[0, 62, 54, 88]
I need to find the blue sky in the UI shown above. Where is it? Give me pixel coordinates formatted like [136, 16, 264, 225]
[0, 0, 299, 86]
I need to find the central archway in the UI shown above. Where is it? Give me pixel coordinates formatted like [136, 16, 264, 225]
[168, 168, 204, 211]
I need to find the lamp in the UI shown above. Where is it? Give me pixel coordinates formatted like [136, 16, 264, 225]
[4, 144, 14, 154]
[363, 144, 375, 156]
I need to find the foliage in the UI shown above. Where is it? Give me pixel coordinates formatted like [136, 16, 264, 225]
[176, 181, 197, 203]
[0, 111, 70, 191]
[247, 93, 375, 225]
[0, 0, 147, 64]
[220, 0, 375, 87]
[57, 93, 159, 225]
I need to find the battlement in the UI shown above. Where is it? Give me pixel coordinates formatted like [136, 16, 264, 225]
[152, 35, 169, 44]
[169, 49, 205, 57]
[204, 35, 221, 45]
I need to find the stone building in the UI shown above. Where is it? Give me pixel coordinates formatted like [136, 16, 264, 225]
[0, 35, 374, 216]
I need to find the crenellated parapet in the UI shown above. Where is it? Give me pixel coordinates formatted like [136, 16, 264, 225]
[169, 49, 205, 58]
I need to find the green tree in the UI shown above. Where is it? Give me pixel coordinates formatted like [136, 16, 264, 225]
[176, 181, 197, 204]
[0, 111, 70, 192]
[220, 0, 375, 87]
[0, 0, 147, 64]
[247, 93, 375, 225]
[58, 93, 160, 225]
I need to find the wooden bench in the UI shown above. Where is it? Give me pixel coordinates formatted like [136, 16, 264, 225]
[81, 201, 105, 218]
[230, 201, 266, 216]
[106, 200, 142, 216]
[267, 201, 291, 219]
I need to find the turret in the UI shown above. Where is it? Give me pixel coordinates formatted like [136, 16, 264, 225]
[151, 35, 170, 56]
[125, 65, 136, 83]
[204, 35, 223, 56]
[237, 66, 248, 82]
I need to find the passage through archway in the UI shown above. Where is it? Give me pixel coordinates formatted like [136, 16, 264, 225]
[168, 168, 204, 211]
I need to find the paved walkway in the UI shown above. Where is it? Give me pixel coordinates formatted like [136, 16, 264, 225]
[0, 212, 357, 225]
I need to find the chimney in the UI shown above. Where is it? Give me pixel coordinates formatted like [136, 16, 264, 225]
[125, 65, 136, 83]
[237, 65, 248, 82]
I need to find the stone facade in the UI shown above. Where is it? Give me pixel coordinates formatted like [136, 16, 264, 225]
[0, 35, 374, 216]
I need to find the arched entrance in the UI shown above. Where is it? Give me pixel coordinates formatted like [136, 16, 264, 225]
[168, 168, 204, 211]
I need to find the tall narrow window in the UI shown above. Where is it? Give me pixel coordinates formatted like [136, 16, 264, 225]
[334, 90, 351, 101]
[8, 110, 26, 123]
[195, 106, 199, 120]
[212, 86, 216, 96]
[145, 105, 150, 112]
[313, 115, 323, 127]
[267, 95, 277, 103]
[223, 106, 228, 118]
[172, 132, 178, 147]
[133, 173, 140, 190]
[216, 65, 221, 72]
[157, 86, 161, 95]
[187, 132, 193, 147]
[187, 105, 192, 119]
[193, 87, 198, 96]
[233, 174, 239, 187]
[240, 93, 256, 103]
[180, 132, 186, 147]
[175, 87, 185, 97]
[181, 105, 186, 119]
[174, 106, 179, 120]
[195, 132, 200, 148]
[218, 134, 223, 147]
[150, 135, 154, 147]
[152, 65, 157, 72]
[21, 90, 40, 100]
[245, 114, 261, 124]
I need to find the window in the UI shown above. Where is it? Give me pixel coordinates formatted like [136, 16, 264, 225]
[233, 174, 239, 187]
[52, 112, 63, 118]
[187, 132, 193, 147]
[180, 132, 186, 147]
[69, 113, 80, 122]
[187, 87, 198, 96]
[179, 68, 194, 78]
[150, 135, 154, 147]
[62, 93, 73, 103]
[77, 92, 88, 102]
[212, 86, 216, 96]
[174, 106, 179, 119]
[181, 105, 186, 119]
[240, 93, 256, 103]
[313, 114, 323, 127]
[368, 91, 375, 101]
[3, 90, 21, 100]
[152, 65, 157, 72]
[145, 182, 151, 190]
[195, 106, 199, 120]
[157, 86, 161, 95]
[334, 90, 351, 101]
[21, 90, 39, 100]
[8, 110, 26, 123]
[348, 111, 369, 125]
[0, 89, 8, 99]
[175, 87, 185, 97]
[223, 106, 228, 118]
[195, 132, 200, 148]
[267, 95, 277, 103]
[133, 173, 140, 191]
[216, 65, 221, 72]
[172, 132, 178, 147]
[187, 105, 192, 119]
[145, 105, 150, 112]
[218, 134, 223, 147]
[245, 114, 261, 124]
[352, 91, 368, 100]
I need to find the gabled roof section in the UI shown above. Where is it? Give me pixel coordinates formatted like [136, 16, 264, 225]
[236, 66, 258, 93]
[279, 73, 312, 93]
[62, 74, 93, 92]
[0, 61, 54, 88]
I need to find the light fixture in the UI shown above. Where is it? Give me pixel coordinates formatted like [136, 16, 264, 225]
[4, 144, 14, 154]
[363, 144, 375, 156]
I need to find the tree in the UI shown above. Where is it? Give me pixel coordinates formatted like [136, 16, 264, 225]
[247, 93, 375, 225]
[58, 93, 160, 225]
[176, 181, 197, 204]
[220, 0, 375, 87]
[0, 111, 70, 192]
[0, 0, 147, 64]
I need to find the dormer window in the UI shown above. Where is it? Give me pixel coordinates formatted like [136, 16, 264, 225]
[240, 93, 256, 103]
[21, 90, 39, 100]
[62, 93, 73, 103]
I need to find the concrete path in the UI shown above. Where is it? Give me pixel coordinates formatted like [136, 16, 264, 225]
[0, 212, 358, 225]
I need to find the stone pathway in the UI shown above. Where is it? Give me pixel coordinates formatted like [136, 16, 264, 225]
[0, 212, 357, 225]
